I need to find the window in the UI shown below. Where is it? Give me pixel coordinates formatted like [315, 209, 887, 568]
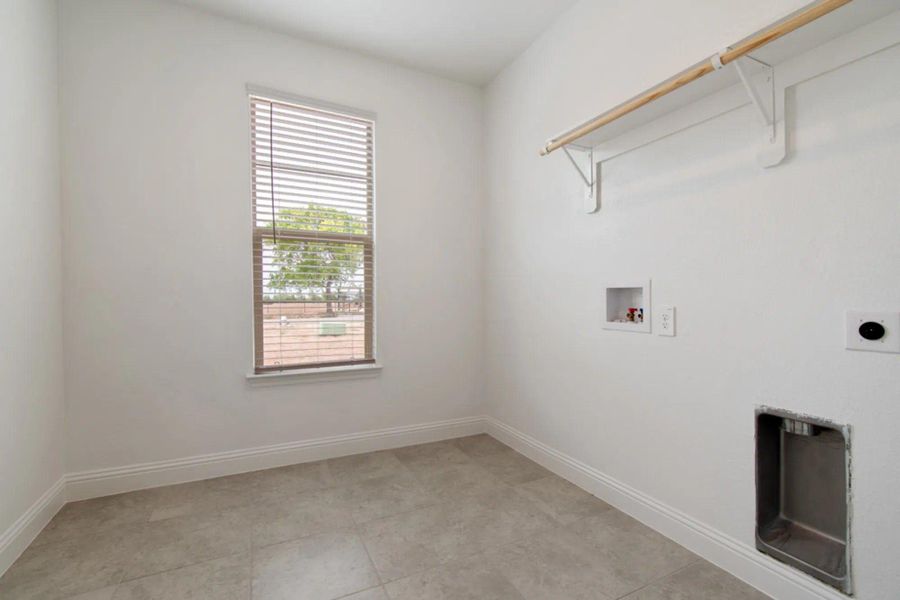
[250, 92, 375, 372]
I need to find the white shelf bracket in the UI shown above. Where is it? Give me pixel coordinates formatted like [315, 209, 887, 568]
[562, 145, 599, 213]
[731, 54, 786, 167]
[733, 56, 774, 133]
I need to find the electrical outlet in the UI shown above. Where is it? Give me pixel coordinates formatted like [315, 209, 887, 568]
[658, 305, 675, 336]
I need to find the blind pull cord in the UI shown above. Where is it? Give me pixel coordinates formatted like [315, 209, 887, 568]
[268, 101, 277, 244]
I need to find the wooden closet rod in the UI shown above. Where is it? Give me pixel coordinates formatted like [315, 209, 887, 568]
[540, 0, 852, 156]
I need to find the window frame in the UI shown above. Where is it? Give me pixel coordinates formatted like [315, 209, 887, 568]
[247, 86, 377, 375]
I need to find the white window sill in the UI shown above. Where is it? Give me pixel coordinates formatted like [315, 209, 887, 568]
[246, 363, 382, 385]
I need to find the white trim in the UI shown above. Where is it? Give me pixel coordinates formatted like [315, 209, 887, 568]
[484, 417, 850, 600]
[246, 84, 377, 122]
[246, 362, 383, 384]
[0, 477, 66, 576]
[65, 416, 485, 501]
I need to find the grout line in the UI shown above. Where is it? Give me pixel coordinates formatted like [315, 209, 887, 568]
[358, 530, 384, 587]
[249, 523, 255, 600]
[333, 584, 387, 599]
[117, 546, 252, 585]
[113, 550, 253, 590]
[613, 560, 704, 600]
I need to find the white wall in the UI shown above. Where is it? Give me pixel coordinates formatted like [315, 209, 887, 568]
[59, 0, 484, 473]
[0, 0, 66, 554]
[484, 2, 900, 599]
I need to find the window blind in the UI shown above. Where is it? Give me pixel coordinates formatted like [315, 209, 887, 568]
[250, 94, 375, 372]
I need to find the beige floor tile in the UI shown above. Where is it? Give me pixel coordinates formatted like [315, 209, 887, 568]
[484, 525, 618, 600]
[0, 524, 144, 599]
[32, 492, 155, 547]
[148, 503, 253, 530]
[393, 440, 474, 473]
[144, 481, 216, 522]
[473, 450, 552, 485]
[452, 434, 511, 458]
[16, 515, 81, 557]
[327, 450, 409, 485]
[360, 488, 554, 583]
[384, 555, 524, 600]
[249, 486, 356, 548]
[567, 511, 700, 597]
[252, 531, 379, 600]
[145, 475, 256, 522]
[62, 586, 117, 600]
[464, 485, 558, 539]
[121, 508, 252, 580]
[359, 516, 443, 582]
[621, 562, 770, 600]
[188, 473, 260, 508]
[228, 460, 335, 502]
[146, 505, 193, 523]
[515, 475, 611, 524]
[412, 463, 505, 501]
[113, 553, 250, 600]
[363, 499, 493, 564]
[344, 471, 439, 523]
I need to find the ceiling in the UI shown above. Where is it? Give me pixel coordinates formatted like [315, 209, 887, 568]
[171, 0, 579, 85]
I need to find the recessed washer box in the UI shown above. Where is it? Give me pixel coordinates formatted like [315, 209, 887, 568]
[756, 407, 851, 595]
[603, 281, 650, 333]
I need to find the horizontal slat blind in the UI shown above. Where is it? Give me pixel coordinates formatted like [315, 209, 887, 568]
[250, 95, 374, 372]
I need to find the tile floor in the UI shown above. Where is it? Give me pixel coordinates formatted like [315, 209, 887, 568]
[0, 435, 769, 600]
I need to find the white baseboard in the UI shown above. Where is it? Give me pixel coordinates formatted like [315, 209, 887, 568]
[484, 417, 847, 600]
[66, 416, 486, 501]
[0, 477, 66, 576]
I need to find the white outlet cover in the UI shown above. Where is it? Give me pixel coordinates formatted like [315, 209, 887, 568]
[658, 305, 675, 337]
[845, 311, 900, 353]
